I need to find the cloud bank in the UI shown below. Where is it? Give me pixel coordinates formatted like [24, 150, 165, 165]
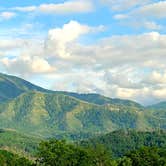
[0, 20, 166, 105]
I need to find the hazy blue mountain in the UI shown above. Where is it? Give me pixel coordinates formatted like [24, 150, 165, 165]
[147, 101, 166, 110]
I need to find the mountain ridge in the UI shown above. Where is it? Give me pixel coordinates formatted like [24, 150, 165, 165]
[0, 72, 146, 107]
[0, 72, 50, 103]
[0, 72, 165, 138]
[0, 90, 149, 137]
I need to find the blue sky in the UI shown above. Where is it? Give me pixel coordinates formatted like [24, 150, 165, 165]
[0, 0, 166, 105]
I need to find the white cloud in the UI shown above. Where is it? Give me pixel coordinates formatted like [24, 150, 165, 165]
[44, 31, 166, 104]
[0, 38, 54, 76]
[12, 6, 37, 12]
[114, 14, 129, 20]
[2, 56, 55, 76]
[113, 1, 166, 30]
[0, 12, 16, 20]
[12, 0, 94, 14]
[101, 0, 151, 11]
[39, 0, 94, 14]
[1, 20, 166, 104]
[142, 71, 166, 85]
[0, 52, 6, 56]
[138, 21, 162, 30]
[133, 1, 166, 18]
[123, 20, 163, 30]
[0, 39, 24, 50]
[114, 1, 166, 19]
[45, 20, 104, 58]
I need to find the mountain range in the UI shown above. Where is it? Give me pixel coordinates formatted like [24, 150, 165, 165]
[0, 72, 165, 138]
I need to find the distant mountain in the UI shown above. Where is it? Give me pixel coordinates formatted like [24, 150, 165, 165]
[146, 102, 166, 127]
[79, 130, 166, 157]
[0, 73, 165, 138]
[147, 101, 166, 110]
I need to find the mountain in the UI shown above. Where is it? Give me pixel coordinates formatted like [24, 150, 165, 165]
[0, 73, 143, 108]
[0, 73, 165, 138]
[147, 101, 166, 111]
[0, 73, 49, 103]
[0, 91, 151, 137]
[79, 130, 166, 157]
[59, 92, 143, 108]
[146, 102, 166, 128]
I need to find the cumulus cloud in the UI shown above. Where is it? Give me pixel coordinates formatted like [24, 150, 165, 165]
[142, 71, 166, 85]
[1, 20, 166, 104]
[0, 38, 54, 76]
[45, 30, 166, 104]
[2, 56, 55, 76]
[11, 0, 94, 14]
[45, 20, 104, 58]
[0, 39, 24, 50]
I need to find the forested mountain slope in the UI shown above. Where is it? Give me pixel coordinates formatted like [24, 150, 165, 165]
[0, 73, 166, 138]
[0, 91, 151, 137]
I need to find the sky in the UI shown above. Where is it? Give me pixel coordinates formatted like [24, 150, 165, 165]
[0, 0, 166, 105]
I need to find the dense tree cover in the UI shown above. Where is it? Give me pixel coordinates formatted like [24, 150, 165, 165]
[37, 139, 114, 166]
[0, 90, 154, 138]
[0, 138, 166, 166]
[123, 147, 166, 166]
[36, 139, 166, 166]
[0, 150, 33, 166]
[79, 130, 166, 157]
[1, 129, 166, 163]
[1, 92, 165, 140]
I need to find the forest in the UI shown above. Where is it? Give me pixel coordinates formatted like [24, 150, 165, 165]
[0, 130, 166, 166]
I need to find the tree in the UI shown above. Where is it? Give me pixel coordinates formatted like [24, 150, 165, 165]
[125, 147, 166, 166]
[37, 139, 94, 166]
[89, 144, 113, 166]
[118, 157, 132, 166]
[37, 139, 115, 166]
[0, 150, 33, 166]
